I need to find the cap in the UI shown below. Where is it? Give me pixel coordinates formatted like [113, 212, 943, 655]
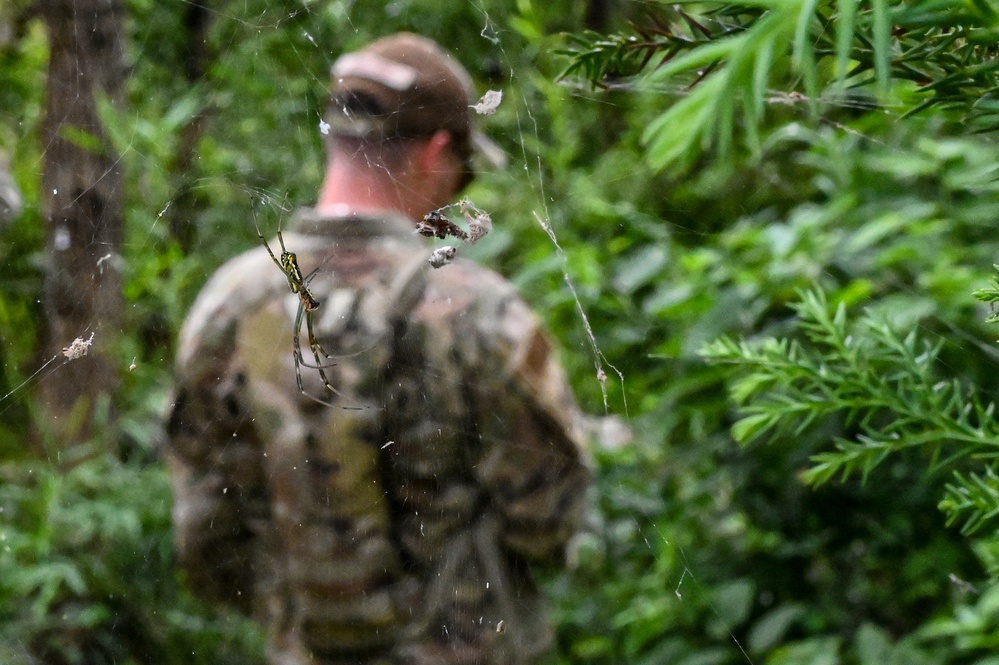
[327, 33, 504, 185]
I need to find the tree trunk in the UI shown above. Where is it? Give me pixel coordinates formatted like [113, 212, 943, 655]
[38, 0, 125, 444]
[167, 0, 213, 251]
[584, 0, 610, 32]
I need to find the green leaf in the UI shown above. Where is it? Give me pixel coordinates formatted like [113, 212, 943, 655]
[854, 623, 893, 665]
[57, 125, 105, 155]
[644, 36, 743, 82]
[730, 372, 778, 404]
[675, 648, 731, 665]
[748, 604, 807, 653]
[768, 636, 842, 665]
[835, 0, 859, 86]
[709, 579, 756, 635]
[871, 0, 891, 94]
[643, 75, 726, 171]
[793, 0, 820, 108]
[732, 412, 776, 443]
[613, 245, 669, 294]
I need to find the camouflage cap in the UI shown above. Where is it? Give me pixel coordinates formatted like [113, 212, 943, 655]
[327, 33, 503, 185]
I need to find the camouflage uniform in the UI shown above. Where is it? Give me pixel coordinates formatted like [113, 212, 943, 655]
[167, 210, 591, 665]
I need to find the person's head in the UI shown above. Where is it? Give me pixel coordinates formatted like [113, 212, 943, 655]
[320, 33, 494, 218]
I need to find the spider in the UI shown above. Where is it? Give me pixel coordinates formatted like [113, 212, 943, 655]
[254, 218, 340, 406]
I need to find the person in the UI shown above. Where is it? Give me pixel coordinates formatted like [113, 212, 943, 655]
[166, 33, 591, 665]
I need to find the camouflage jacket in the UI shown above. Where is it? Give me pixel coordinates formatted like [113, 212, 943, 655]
[166, 209, 591, 665]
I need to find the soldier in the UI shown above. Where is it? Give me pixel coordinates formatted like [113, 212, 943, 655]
[166, 33, 591, 665]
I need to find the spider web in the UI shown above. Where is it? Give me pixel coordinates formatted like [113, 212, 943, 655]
[2, 1, 996, 664]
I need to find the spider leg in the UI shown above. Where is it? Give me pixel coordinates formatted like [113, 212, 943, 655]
[308, 325, 334, 361]
[298, 354, 338, 369]
[299, 270, 333, 361]
[297, 293, 336, 368]
[256, 229, 283, 271]
[292, 298, 308, 391]
[306, 308, 340, 389]
[292, 300, 343, 400]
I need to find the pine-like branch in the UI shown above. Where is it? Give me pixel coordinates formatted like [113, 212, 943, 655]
[702, 288, 999, 533]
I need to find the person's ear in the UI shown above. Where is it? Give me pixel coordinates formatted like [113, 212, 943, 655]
[416, 130, 462, 196]
[418, 130, 456, 173]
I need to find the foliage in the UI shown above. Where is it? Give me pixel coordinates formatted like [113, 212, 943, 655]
[0, 452, 264, 665]
[539, 115, 999, 663]
[703, 284, 999, 549]
[974, 266, 999, 323]
[693, 291, 999, 663]
[541, 2, 999, 664]
[559, 0, 999, 171]
[702, 290, 999, 504]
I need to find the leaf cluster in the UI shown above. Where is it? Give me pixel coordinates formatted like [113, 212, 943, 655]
[558, 0, 999, 171]
[0, 453, 264, 665]
[557, 8, 715, 85]
[703, 289, 999, 539]
[973, 266, 999, 322]
[538, 13, 999, 659]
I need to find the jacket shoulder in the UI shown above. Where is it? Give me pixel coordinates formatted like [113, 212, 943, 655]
[419, 260, 587, 449]
[176, 248, 287, 378]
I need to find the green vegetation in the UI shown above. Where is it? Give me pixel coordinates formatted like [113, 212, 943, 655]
[2, 0, 999, 663]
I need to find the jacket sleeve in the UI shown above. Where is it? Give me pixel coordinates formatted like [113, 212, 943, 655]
[165, 256, 271, 612]
[466, 285, 592, 563]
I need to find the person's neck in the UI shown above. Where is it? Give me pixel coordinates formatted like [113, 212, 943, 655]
[315, 164, 431, 222]
[315, 184, 404, 219]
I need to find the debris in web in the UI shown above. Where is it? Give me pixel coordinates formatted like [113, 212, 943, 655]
[0, 330, 96, 406]
[471, 90, 503, 115]
[417, 199, 492, 268]
[428, 246, 457, 268]
[62, 332, 96, 360]
[96, 253, 115, 275]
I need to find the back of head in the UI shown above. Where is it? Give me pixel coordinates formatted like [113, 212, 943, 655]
[326, 33, 486, 189]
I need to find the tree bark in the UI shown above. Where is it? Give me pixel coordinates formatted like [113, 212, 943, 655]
[167, 0, 214, 251]
[38, 0, 125, 444]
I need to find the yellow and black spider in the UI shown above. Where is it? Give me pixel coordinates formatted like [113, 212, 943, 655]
[254, 218, 339, 405]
